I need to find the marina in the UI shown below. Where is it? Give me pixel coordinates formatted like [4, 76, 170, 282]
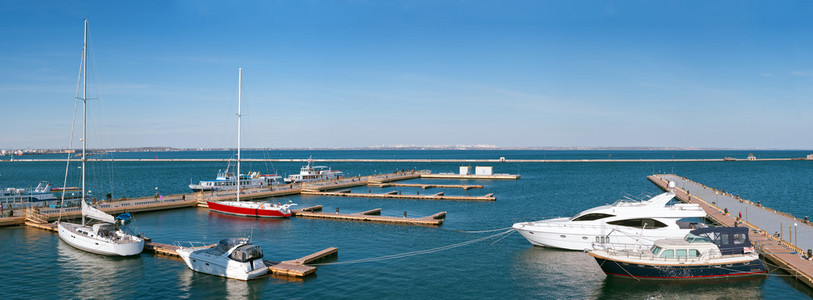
[1, 153, 812, 298]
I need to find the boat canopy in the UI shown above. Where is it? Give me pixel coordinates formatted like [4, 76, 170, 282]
[689, 227, 752, 255]
[229, 244, 264, 262]
[213, 238, 248, 254]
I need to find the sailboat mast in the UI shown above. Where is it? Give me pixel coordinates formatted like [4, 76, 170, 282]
[81, 18, 88, 226]
[237, 68, 242, 202]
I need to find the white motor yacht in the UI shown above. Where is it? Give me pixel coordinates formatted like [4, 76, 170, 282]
[176, 238, 268, 281]
[284, 158, 343, 183]
[512, 185, 707, 251]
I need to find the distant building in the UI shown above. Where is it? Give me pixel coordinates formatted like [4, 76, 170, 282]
[747, 153, 756, 161]
[807, 154, 813, 160]
[475, 166, 493, 175]
[459, 166, 471, 175]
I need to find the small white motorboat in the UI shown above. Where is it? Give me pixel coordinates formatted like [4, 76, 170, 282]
[176, 238, 268, 281]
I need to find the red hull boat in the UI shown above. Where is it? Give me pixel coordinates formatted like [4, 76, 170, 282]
[207, 201, 296, 218]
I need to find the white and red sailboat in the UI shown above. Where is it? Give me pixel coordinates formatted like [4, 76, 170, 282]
[205, 68, 296, 218]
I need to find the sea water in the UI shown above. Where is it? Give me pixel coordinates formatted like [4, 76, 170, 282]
[1, 150, 811, 299]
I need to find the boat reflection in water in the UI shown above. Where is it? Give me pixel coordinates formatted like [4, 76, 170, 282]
[177, 262, 266, 299]
[596, 275, 764, 299]
[56, 241, 143, 299]
[511, 246, 606, 298]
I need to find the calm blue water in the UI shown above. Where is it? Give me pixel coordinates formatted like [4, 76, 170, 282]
[1, 150, 812, 299]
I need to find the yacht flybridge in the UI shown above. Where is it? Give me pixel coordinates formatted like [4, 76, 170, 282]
[512, 183, 707, 251]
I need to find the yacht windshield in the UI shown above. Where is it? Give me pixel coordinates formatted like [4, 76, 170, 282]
[684, 233, 712, 244]
[571, 213, 615, 221]
[650, 245, 661, 255]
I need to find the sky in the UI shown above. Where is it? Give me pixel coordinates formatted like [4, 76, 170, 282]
[1, 1, 812, 149]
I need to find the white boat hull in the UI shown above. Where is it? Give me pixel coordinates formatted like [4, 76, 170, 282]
[177, 247, 268, 280]
[513, 222, 691, 251]
[57, 222, 144, 256]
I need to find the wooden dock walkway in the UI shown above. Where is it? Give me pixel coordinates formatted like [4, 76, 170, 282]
[20, 195, 198, 224]
[291, 205, 446, 226]
[649, 174, 813, 289]
[301, 190, 495, 202]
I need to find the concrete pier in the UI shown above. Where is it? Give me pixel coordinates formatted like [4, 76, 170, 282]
[421, 173, 520, 180]
[301, 190, 496, 201]
[649, 174, 813, 289]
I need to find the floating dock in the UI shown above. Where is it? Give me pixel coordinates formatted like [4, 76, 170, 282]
[301, 190, 495, 202]
[649, 174, 813, 289]
[142, 241, 337, 278]
[291, 205, 446, 226]
[373, 183, 483, 190]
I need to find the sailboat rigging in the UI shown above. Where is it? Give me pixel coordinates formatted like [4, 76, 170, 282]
[205, 68, 296, 218]
[56, 19, 145, 256]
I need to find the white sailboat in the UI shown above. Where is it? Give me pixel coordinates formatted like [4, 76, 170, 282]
[57, 19, 145, 256]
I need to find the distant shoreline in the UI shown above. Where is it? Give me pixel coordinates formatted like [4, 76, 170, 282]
[4, 147, 813, 154]
[2, 157, 809, 163]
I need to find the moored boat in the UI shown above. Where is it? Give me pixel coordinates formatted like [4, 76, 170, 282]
[189, 170, 281, 192]
[207, 200, 296, 218]
[512, 185, 707, 251]
[284, 157, 343, 183]
[203, 68, 297, 218]
[56, 19, 145, 257]
[589, 227, 766, 280]
[176, 238, 268, 280]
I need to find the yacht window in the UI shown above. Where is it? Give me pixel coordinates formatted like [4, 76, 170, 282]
[684, 233, 713, 244]
[721, 234, 729, 245]
[572, 213, 615, 221]
[607, 218, 668, 229]
[650, 246, 661, 255]
[676, 249, 687, 258]
[733, 233, 746, 244]
[689, 249, 700, 257]
[660, 250, 674, 258]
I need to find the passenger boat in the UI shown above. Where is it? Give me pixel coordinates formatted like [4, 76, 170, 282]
[57, 19, 145, 257]
[203, 68, 297, 218]
[189, 169, 281, 192]
[176, 238, 268, 280]
[512, 183, 707, 251]
[1, 181, 57, 206]
[284, 158, 343, 183]
[589, 227, 767, 280]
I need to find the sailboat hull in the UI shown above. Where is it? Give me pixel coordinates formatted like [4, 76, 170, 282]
[58, 222, 144, 256]
[207, 201, 292, 218]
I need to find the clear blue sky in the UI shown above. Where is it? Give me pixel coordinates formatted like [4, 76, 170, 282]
[2, 1, 812, 149]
